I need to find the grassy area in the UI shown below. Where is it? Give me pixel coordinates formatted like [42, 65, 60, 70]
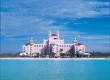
[90, 52, 110, 58]
[0, 52, 20, 58]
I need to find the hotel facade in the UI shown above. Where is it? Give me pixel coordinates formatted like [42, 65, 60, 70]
[20, 31, 86, 57]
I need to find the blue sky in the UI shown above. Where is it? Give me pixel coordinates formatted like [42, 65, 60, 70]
[1, 0, 110, 53]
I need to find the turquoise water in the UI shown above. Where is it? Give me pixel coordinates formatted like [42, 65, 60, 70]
[1, 59, 110, 80]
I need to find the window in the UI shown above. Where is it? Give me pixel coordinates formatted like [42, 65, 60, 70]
[76, 47, 78, 50]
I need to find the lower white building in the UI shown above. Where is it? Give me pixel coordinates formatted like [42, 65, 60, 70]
[20, 31, 86, 57]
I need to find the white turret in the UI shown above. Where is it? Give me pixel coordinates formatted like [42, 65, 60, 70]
[49, 31, 51, 38]
[57, 31, 59, 39]
[30, 37, 34, 44]
[73, 37, 78, 45]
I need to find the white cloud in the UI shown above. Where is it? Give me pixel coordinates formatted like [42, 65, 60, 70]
[1, 0, 110, 18]
[77, 35, 110, 39]
[43, 0, 110, 18]
[86, 45, 110, 52]
[97, 40, 110, 44]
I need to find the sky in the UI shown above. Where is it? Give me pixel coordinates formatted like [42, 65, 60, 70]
[1, 0, 110, 53]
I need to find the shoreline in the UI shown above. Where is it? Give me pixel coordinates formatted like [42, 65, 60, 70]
[0, 57, 110, 60]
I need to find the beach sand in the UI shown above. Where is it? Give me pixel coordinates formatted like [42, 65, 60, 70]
[0, 57, 109, 60]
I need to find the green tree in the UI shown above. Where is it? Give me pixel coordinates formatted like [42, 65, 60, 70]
[49, 52, 55, 58]
[69, 45, 75, 58]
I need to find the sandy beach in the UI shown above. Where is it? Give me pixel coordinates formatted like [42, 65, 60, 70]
[0, 57, 110, 60]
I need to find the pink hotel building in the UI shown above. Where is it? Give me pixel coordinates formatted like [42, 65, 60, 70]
[20, 31, 85, 57]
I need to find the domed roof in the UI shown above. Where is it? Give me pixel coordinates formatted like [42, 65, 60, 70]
[78, 43, 83, 45]
[51, 34, 57, 36]
[25, 43, 33, 46]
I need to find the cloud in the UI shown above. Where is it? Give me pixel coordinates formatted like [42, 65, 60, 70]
[42, 0, 110, 18]
[1, 13, 63, 35]
[86, 45, 110, 52]
[77, 35, 110, 39]
[1, 0, 110, 18]
[97, 40, 110, 44]
[73, 22, 87, 25]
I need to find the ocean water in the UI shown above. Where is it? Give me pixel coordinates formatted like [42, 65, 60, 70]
[1, 59, 110, 80]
